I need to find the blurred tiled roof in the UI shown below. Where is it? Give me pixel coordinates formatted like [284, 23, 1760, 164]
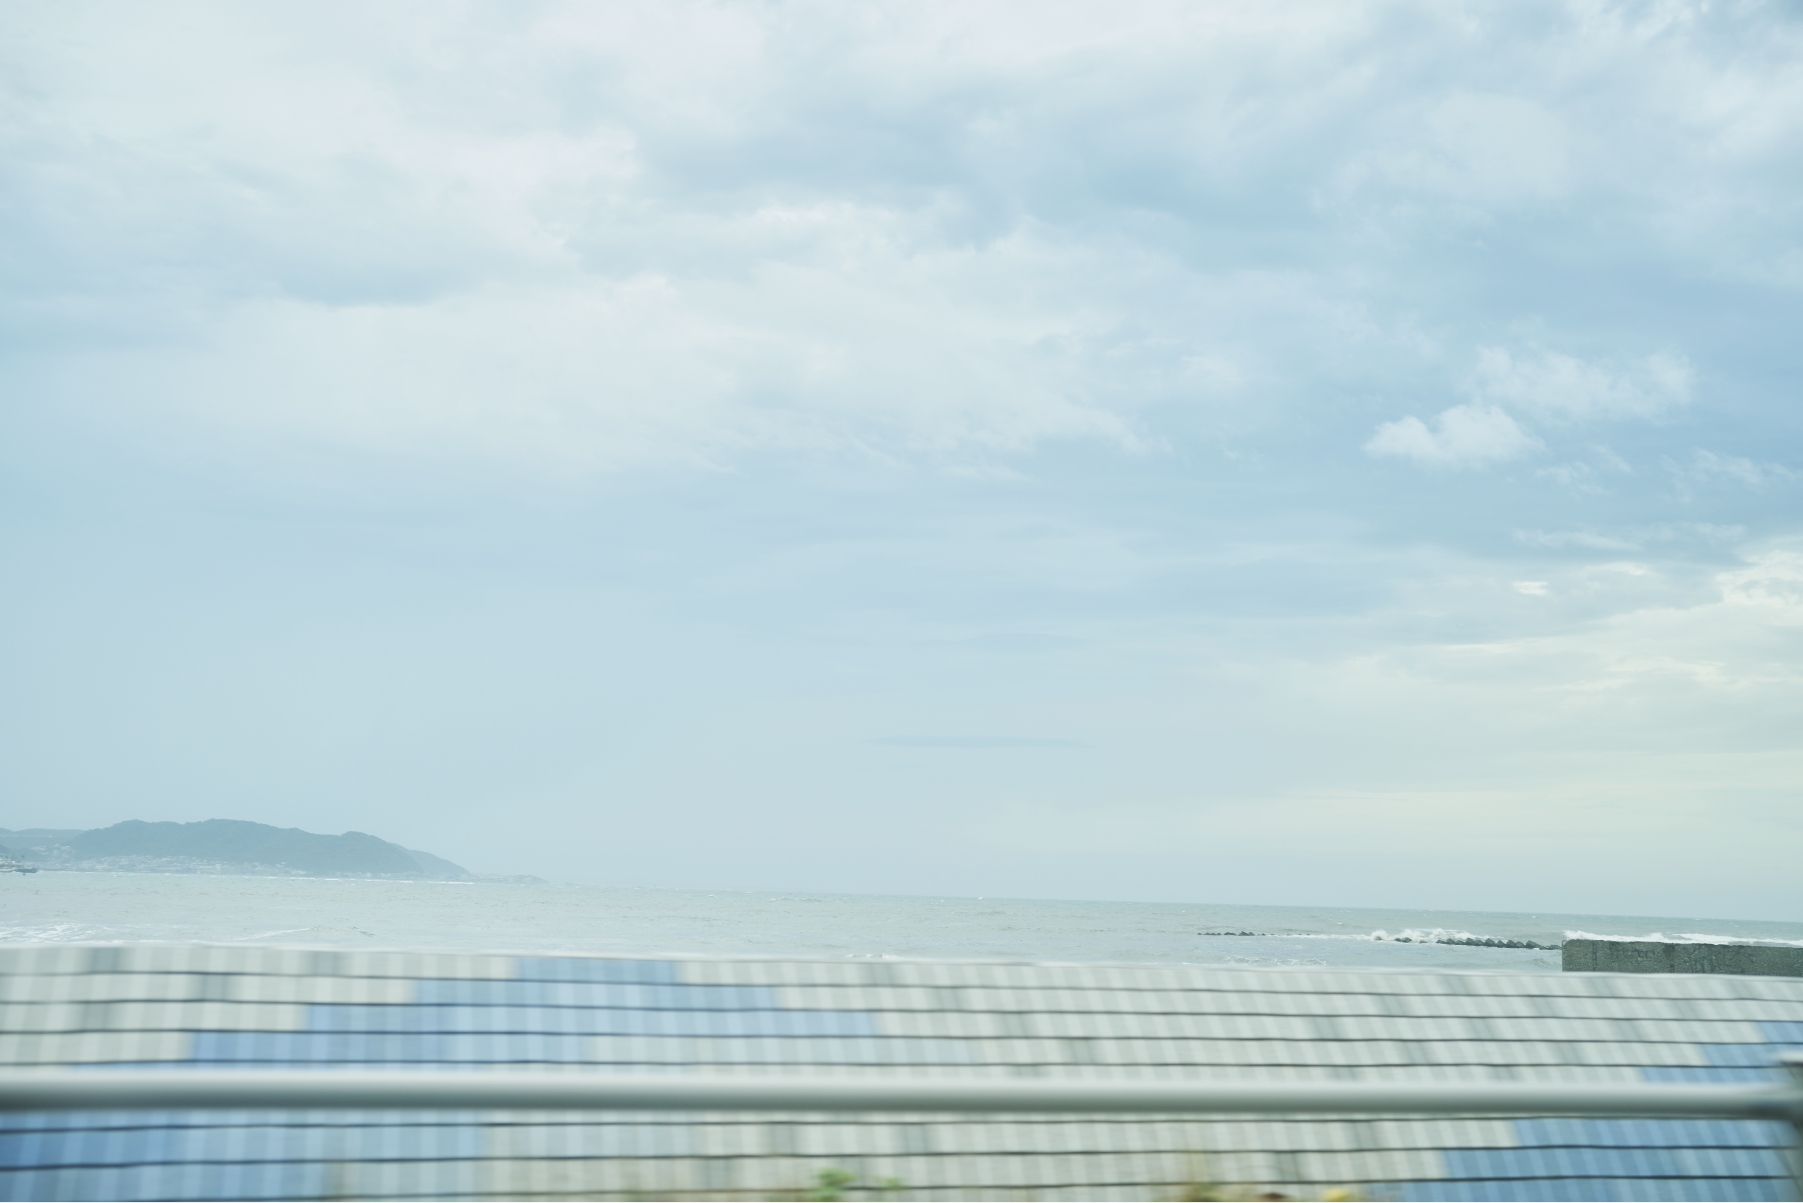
[2, 945, 1800, 1201]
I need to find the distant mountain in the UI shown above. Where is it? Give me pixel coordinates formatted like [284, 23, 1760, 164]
[400, 846, 474, 879]
[0, 828, 86, 852]
[20, 820, 475, 880]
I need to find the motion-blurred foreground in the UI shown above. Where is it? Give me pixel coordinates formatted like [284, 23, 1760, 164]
[1, 946, 1800, 1201]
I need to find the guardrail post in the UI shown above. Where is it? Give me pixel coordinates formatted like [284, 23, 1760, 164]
[1783, 1055, 1803, 1203]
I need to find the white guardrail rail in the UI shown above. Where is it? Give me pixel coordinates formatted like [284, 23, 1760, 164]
[4, 1061, 1802, 1194]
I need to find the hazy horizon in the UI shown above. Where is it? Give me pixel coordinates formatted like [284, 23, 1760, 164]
[6, 816, 1800, 930]
[3, 2, 1800, 921]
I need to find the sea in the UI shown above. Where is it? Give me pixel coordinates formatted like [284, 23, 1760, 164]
[3, 872, 1800, 970]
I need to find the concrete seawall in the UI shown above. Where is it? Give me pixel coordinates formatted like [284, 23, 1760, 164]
[1563, 938, 1803, 976]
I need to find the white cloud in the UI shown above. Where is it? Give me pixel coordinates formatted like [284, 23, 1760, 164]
[1514, 523, 1748, 552]
[1349, 92, 1574, 210]
[1718, 549, 1803, 617]
[1535, 444, 1633, 492]
[1367, 348, 1689, 473]
[1673, 449, 1798, 489]
[1471, 347, 1692, 424]
[3, 0, 1798, 477]
[1005, 542, 1803, 912]
[1514, 529, 1640, 552]
[4, 0, 1803, 918]
[1372, 548, 1803, 703]
[1363, 404, 1541, 468]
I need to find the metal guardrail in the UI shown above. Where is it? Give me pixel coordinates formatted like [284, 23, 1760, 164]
[4, 1063, 1801, 1196]
[2, 1068, 1801, 1121]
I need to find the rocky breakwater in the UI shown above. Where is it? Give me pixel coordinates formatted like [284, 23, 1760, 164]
[1203, 930, 1558, 950]
[1389, 935, 1557, 950]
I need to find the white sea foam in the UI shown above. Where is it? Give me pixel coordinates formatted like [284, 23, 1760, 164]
[1265, 929, 1535, 944]
[0, 923, 119, 942]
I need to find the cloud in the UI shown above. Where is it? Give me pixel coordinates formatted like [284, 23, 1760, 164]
[1514, 524, 1748, 552]
[1376, 547, 1803, 704]
[3, 1, 1798, 477]
[950, 633, 1088, 651]
[4, 0, 1803, 918]
[1514, 529, 1640, 552]
[1342, 92, 1574, 211]
[1533, 445, 1634, 493]
[1472, 348, 1692, 424]
[1367, 347, 1689, 473]
[1718, 549, 1803, 615]
[1672, 449, 1798, 490]
[1363, 404, 1540, 468]
[73, 272, 1152, 474]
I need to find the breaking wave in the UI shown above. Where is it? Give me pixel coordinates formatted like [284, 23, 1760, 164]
[0, 923, 127, 943]
[1205, 928, 1558, 950]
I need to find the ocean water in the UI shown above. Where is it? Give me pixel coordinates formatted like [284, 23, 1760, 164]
[3, 872, 1800, 970]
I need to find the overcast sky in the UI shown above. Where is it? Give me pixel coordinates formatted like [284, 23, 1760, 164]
[3, 1, 1800, 919]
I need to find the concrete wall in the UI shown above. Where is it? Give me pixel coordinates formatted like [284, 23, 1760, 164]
[1563, 938, 1803, 976]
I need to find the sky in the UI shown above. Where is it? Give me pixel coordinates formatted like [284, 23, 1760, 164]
[2, 1, 1800, 919]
